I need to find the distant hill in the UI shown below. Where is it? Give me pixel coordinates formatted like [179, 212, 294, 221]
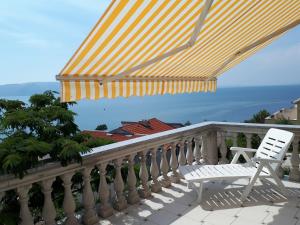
[0, 82, 59, 97]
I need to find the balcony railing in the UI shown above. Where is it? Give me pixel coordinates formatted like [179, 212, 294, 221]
[0, 122, 300, 225]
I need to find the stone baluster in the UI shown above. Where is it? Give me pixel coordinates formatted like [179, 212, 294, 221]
[186, 138, 194, 165]
[193, 137, 201, 164]
[232, 133, 238, 147]
[289, 137, 300, 181]
[150, 148, 162, 192]
[200, 134, 208, 164]
[61, 172, 79, 225]
[17, 185, 34, 225]
[138, 150, 151, 198]
[82, 167, 98, 225]
[97, 162, 113, 218]
[245, 133, 252, 148]
[170, 142, 180, 183]
[41, 178, 56, 225]
[127, 154, 140, 204]
[206, 130, 218, 165]
[113, 158, 127, 210]
[258, 133, 265, 144]
[219, 132, 228, 164]
[178, 141, 186, 166]
[159, 145, 171, 187]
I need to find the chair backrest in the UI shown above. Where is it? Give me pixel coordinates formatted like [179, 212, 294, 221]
[254, 128, 294, 171]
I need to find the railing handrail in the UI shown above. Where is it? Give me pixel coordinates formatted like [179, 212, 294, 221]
[1, 121, 300, 192]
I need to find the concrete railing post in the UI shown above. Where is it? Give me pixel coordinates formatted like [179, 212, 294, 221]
[97, 162, 113, 218]
[290, 137, 300, 181]
[113, 158, 127, 211]
[159, 145, 171, 187]
[61, 172, 79, 225]
[17, 185, 34, 225]
[219, 132, 228, 164]
[127, 153, 140, 204]
[206, 129, 218, 165]
[139, 150, 151, 198]
[170, 142, 180, 183]
[82, 167, 98, 225]
[41, 178, 56, 225]
[186, 138, 194, 165]
[150, 148, 162, 193]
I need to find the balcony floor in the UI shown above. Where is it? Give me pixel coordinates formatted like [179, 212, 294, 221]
[97, 178, 300, 225]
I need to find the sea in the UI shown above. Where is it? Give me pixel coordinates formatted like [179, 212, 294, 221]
[2, 85, 299, 130]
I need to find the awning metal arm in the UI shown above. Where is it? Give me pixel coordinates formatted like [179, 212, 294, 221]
[56, 0, 214, 82]
[55, 75, 216, 82]
[210, 19, 300, 78]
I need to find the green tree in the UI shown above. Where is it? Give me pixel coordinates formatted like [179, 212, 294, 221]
[184, 121, 192, 126]
[244, 109, 270, 123]
[0, 91, 115, 224]
[0, 91, 91, 178]
[95, 124, 108, 130]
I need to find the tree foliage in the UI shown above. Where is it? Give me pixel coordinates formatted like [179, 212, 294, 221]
[0, 91, 116, 224]
[0, 91, 103, 178]
[244, 109, 270, 124]
[95, 123, 108, 131]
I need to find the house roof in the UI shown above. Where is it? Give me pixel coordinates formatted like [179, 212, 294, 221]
[120, 118, 177, 135]
[293, 98, 300, 104]
[83, 118, 183, 142]
[82, 130, 140, 142]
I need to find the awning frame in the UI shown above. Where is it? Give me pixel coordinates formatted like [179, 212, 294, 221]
[56, 3, 300, 83]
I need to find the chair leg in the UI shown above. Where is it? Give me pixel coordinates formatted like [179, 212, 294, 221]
[187, 181, 192, 189]
[240, 166, 263, 202]
[197, 182, 204, 203]
[265, 164, 288, 196]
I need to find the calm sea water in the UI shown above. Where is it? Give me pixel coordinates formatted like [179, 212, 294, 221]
[3, 85, 300, 130]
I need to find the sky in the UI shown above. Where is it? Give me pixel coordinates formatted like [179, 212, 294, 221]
[0, 0, 299, 87]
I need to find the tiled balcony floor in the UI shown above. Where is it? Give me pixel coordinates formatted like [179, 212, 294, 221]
[97, 178, 300, 225]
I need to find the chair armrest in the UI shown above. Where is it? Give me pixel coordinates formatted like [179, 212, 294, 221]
[251, 157, 282, 164]
[230, 147, 257, 152]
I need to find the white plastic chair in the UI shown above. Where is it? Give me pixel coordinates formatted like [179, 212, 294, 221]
[179, 128, 294, 203]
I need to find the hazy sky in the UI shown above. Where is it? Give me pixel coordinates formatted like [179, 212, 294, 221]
[1, 0, 299, 87]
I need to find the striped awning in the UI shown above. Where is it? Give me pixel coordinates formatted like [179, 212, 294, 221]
[57, 0, 300, 102]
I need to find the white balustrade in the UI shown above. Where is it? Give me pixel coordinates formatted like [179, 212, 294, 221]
[1, 122, 300, 224]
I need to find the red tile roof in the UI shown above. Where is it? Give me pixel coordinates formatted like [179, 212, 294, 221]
[83, 118, 183, 142]
[82, 130, 140, 142]
[121, 118, 176, 135]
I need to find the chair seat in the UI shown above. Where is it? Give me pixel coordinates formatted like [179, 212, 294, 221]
[179, 164, 270, 182]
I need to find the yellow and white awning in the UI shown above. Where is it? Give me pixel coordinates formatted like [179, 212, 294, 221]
[57, 0, 300, 102]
